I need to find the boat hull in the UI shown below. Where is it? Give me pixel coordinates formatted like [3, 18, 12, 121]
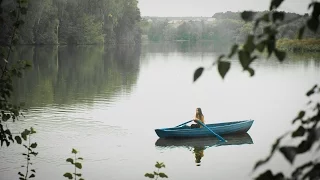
[155, 133, 253, 148]
[155, 120, 254, 138]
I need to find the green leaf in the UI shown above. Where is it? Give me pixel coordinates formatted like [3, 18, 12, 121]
[247, 67, 255, 77]
[306, 85, 317, 96]
[272, 12, 285, 22]
[75, 162, 82, 169]
[312, 2, 320, 19]
[307, 18, 319, 33]
[243, 35, 255, 53]
[63, 173, 73, 179]
[270, 0, 284, 10]
[29, 174, 35, 178]
[193, 67, 204, 82]
[241, 11, 255, 22]
[298, 26, 305, 39]
[309, 2, 316, 9]
[74, 173, 82, 177]
[30, 142, 37, 148]
[155, 162, 162, 169]
[4, 129, 12, 136]
[279, 146, 296, 164]
[256, 41, 266, 52]
[18, 172, 24, 177]
[292, 162, 313, 178]
[66, 158, 74, 164]
[15, 136, 22, 144]
[72, 148, 78, 154]
[228, 44, 238, 58]
[159, 173, 168, 178]
[78, 157, 84, 160]
[153, 171, 159, 176]
[160, 162, 165, 168]
[30, 152, 38, 156]
[292, 126, 306, 137]
[302, 163, 320, 180]
[296, 140, 313, 154]
[31, 169, 36, 173]
[218, 61, 231, 79]
[145, 173, 155, 178]
[255, 170, 284, 180]
[264, 26, 277, 36]
[30, 127, 36, 134]
[292, 111, 305, 124]
[274, 49, 286, 62]
[79, 178, 84, 180]
[238, 50, 251, 69]
[21, 133, 27, 141]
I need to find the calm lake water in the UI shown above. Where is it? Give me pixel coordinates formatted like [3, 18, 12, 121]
[1, 42, 320, 180]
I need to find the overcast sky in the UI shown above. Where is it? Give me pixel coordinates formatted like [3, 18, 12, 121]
[138, 0, 310, 17]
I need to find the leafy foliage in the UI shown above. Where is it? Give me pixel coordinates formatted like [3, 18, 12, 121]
[145, 162, 168, 179]
[64, 148, 85, 180]
[193, 3, 320, 80]
[193, 67, 204, 82]
[18, 127, 38, 180]
[191, 0, 320, 180]
[0, 0, 31, 147]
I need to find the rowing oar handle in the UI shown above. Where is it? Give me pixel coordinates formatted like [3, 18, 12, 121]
[175, 120, 194, 127]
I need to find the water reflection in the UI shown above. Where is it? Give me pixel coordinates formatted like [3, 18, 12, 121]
[193, 146, 205, 166]
[155, 133, 253, 166]
[10, 45, 141, 108]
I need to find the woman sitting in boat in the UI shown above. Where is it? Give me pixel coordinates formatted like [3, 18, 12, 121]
[191, 108, 205, 128]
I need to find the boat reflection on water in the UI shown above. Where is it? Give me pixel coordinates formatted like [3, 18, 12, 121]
[155, 133, 253, 166]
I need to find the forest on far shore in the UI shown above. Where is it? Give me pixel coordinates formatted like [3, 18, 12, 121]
[0, 0, 141, 45]
[141, 11, 320, 51]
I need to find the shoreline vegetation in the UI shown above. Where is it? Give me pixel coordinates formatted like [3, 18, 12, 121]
[0, 0, 141, 46]
[277, 38, 320, 52]
[141, 11, 320, 53]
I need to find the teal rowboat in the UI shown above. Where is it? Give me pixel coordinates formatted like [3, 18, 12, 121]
[155, 120, 254, 138]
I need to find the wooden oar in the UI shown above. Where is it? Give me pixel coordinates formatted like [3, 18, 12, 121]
[175, 120, 194, 127]
[195, 120, 227, 142]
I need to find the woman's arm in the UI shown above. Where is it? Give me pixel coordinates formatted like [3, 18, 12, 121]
[201, 116, 205, 123]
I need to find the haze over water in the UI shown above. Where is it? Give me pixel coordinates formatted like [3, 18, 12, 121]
[0, 43, 319, 179]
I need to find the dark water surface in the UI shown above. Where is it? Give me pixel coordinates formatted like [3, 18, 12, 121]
[1, 42, 320, 180]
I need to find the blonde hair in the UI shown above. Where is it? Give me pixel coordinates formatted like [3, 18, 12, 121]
[195, 108, 204, 120]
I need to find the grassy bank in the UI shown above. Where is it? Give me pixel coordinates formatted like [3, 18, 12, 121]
[277, 38, 320, 52]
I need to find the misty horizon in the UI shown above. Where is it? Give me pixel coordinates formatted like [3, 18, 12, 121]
[138, 0, 310, 17]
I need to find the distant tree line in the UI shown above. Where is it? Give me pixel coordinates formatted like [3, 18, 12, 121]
[142, 11, 320, 44]
[0, 0, 141, 45]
